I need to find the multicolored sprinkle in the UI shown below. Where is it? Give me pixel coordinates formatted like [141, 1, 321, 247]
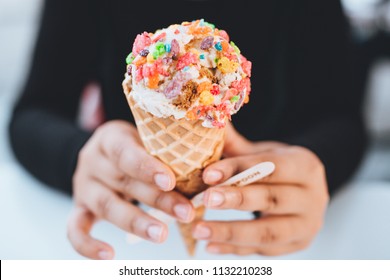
[122, 19, 252, 128]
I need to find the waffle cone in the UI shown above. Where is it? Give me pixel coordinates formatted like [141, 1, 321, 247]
[127, 95, 225, 255]
[177, 206, 205, 256]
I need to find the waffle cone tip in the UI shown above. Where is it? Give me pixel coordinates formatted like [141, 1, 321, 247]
[177, 206, 205, 256]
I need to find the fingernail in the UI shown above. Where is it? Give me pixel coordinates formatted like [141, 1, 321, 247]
[207, 191, 225, 207]
[204, 170, 223, 184]
[154, 173, 171, 191]
[207, 245, 220, 254]
[193, 225, 211, 239]
[147, 224, 164, 242]
[173, 204, 191, 222]
[98, 250, 113, 260]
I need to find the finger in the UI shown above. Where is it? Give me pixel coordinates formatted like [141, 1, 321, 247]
[203, 155, 271, 185]
[206, 240, 311, 256]
[99, 125, 176, 191]
[86, 156, 127, 190]
[109, 177, 195, 223]
[203, 184, 308, 214]
[67, 206, 114, 260]
[83, 182, 168, 243]
[82, 156, 195, 223]
[203, 146, 324, 185]
[192, 216, 305, 246]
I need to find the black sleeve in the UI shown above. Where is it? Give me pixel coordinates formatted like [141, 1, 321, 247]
[8, 0, 99, 195]
[281, 0, 368, 196]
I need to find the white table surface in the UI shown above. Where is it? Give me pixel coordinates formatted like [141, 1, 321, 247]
[1, 157, 390, 260]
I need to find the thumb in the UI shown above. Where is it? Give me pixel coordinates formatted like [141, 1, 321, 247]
[223, 122, 252, 157]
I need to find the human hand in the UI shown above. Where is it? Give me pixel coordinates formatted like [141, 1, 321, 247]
[222, 122, 288, 157]
[68, 120, 195, 259]
[195, 126, 329, 256]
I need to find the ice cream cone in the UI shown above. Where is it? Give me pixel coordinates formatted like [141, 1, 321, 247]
[127, 95, 225, 255]
[121, 19, 251, 255]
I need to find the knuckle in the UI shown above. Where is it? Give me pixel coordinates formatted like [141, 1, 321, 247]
[121, 150, 155, 180]
[265, 187, 278, 212]
[134, 157, 148, 174]
[153, 191, 167, 209]
[230, 189, 244, 208]
[312, 161, 326, 178]
[317, 160, 326, 175]
[118, 175, 132, 194]
[258, 226, 278, 244]
[96, 193, 114, 218]
[305, 153, 324, 175]
[290, 146, 325, 174]
[289, 145, 309, 156]
[222, 225, 234, 243]
[128, 215, 142, 234]
[113, 140, 127, 164]
[136, 156, 157, 177]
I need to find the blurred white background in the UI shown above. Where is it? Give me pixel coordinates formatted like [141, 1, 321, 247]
[0, 0, 390, 260]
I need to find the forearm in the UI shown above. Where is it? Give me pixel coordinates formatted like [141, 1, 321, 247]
[9, 108, 91, 195]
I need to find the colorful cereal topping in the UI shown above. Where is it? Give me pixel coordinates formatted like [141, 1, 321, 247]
[123, 19, 252, 128]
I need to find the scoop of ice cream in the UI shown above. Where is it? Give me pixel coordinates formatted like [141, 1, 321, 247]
[122, 19, 252, 128]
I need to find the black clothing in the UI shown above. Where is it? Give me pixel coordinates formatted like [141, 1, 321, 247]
[9, 0, 367, 195]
